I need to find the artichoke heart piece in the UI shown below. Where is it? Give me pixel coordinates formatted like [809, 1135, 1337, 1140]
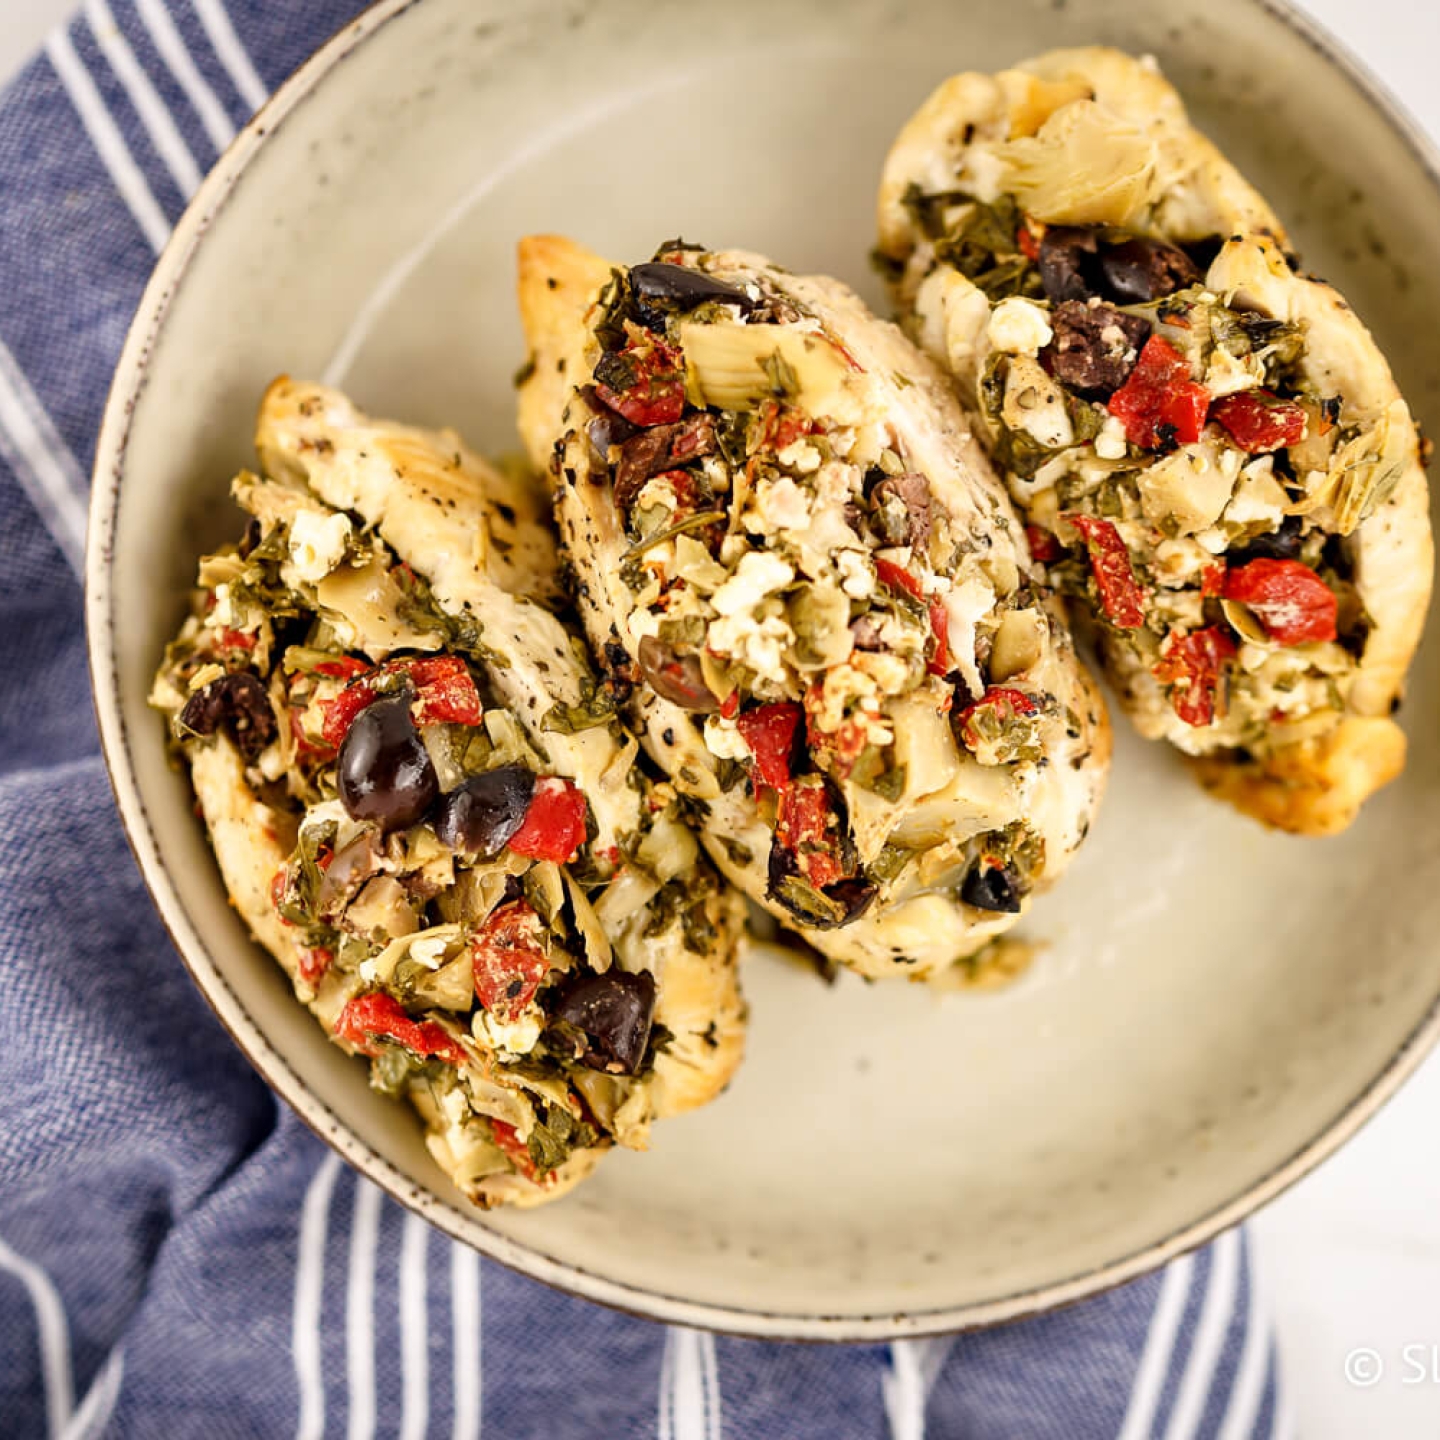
[679, 320, 852, 415]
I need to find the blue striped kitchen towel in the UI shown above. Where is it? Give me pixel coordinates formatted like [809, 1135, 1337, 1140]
[0, 2, 1288, 1436]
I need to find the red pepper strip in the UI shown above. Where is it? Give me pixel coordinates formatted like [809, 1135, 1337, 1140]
[956, 687, 1038, 754]
[1016, 223, 1040, 262]
[1211, 390, 1308, 454]
[297, 946, 333, 987]
[319, 656, 483, 746]
[334, 992, 467, 1064]
[735, 702, 804, 790]
[719, 689, 740, 721]
[1200, 561, 1227, 597]
[1153, 626, 1238, 727]
[926, 599, 951, 676]
[490, 1120, 542, 1181]
[507, 776, 588, 862]
[1025, 524, 1062, 564]
[1107, 336, 1211, 449]
[217, 627, 256, 652]
[1065, 514, 1147, 628]
[775, 778, 845, 889]
[470, 900, 551, 1022]
[314, 655, 370, 680]
[874, 556, 924, 600]
[595, 336, 686, 427]
[1223, 558, 1337, 645]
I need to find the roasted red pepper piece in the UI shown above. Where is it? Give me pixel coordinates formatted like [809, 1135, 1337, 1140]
[490, 1119, 542, 1180]
[297, 946, 333, 987]
[1066, 514, 1147, 628]
[874, 556, 924, 600]
[757, 401, 818, 452]
[507, 776, 588, 862]
[1016, 223, 1040, 262]
[1025, 524, 1062, 564]
[334, 992, 467, 1064]
[1222, 558, 1338, 644]
[1153, 626, 1238, 727]
[319, 656, 483, 746]
[776, 778, 845, 889]
[1107, 335, 1210, 448]
[595, 335, 686, 427]
[926, 599, 951, 676]
[1200, 561, 1227, 597]
[956, 687, 1038, 753]
[1211, 390, 1307, 454]
[470, 900, 551, 1022]
[314, 655, 370, 680]
[736, 702, 804, 790]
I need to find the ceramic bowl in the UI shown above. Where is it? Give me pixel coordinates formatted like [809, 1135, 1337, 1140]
[88, 0, 1440, 1339]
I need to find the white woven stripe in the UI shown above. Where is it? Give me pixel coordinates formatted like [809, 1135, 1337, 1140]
[450, 1242, 481, 1440]
[46, 26, 169, 251]
[700, 1329, 722, 1440]
[1162, 1231, 1242, 1439]
[1116, 1253, 1199, 1440]
[1215, 1238, 1270, 1440]
[0, 1235, 75, 1439]
[659, 1328, 715, 1440]
[0, 338, 88, 576]
[292, 1152, 341, 1440]
[83, 0, 202, 196]
[882, 1341, 927, 1440]
[134, 0, 236, 152]
[58, 1347, 123, 1440]
[397, 1212, 429, 1440]
[189, 0, 267, 113]
[345, 1178, 383, 1440]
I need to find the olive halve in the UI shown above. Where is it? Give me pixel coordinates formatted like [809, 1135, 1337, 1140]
[636, 635, 720, 711]
[178, 670, 276, 760]
[1097, 237, 1199, 304]
[337, 694, 438, 832]
[960, 864, 1022, 914]
[630, 262, 755, 330]
[433, 764, 536, 856]
[551, 969, 657, 1075]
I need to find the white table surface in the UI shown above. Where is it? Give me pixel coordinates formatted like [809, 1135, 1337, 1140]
[6, 1, 1438, 1434]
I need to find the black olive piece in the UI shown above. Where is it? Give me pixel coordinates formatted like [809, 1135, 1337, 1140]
[551, 969, 657, 1075]
[315, 831, 383, 921]
[178, 670, 276, 760]
[1042, 300, 1151, 398]
[1038, 226, 1102, 302]
[636, 636, 719, 711]
[337, 694, 438, 832]
[432, 764, 536, 856]
[586, 409, 638, 465]
[1181, 235, 1225, 273]
[1097, 237, 1200, 304]
[961, 864, 1022, 914]
[869, 472, 933, 547]
[1228, 514, 1305, 566]
[629, 262, 755, 331]
[613, 415, 717, 513]
[765, 842, 878, 931]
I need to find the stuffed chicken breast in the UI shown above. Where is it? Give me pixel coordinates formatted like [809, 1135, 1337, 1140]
[877, 46, 1433, 834]
[152, 381, 746, 1208]
[516, 236, 1109, 980]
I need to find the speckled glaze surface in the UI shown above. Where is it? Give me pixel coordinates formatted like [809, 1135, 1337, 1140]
[88, 0, 1440, 1339]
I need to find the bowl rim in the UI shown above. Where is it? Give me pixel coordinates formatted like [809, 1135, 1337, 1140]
[85, 0, 1440, 1341]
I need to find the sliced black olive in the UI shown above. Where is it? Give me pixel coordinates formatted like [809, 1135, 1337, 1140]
[868, 471, 933, 547]
[1181, 235, 1225, 273]
[1229, 514, 1305, 566]
[960, 864, 1022, 914]
[178, 670, 276, 760]
[337, 694, 437, 832]
[433, 764, 536, 856]
[612, 415, 717, 514]
[1042, 300, 1151, 398]
[1098, 237, 1200, 304]
[585, 397, 638, 464]
[630, 262, 755, 330]
[1038, 226, 1101, 302]
[636, 636, 719, 711]
[315, 831, 383, 921]
[551, 969, 657, 1075]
